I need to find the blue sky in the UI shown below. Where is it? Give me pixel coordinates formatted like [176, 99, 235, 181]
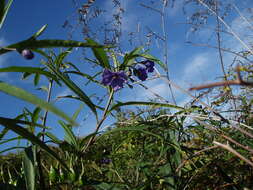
[0, 0, 253, 152]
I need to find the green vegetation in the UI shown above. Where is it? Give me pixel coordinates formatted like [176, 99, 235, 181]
[0, 0, 252, 189]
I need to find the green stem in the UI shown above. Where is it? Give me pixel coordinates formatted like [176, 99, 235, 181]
[84, 89, 114, 151]
[38, 79, 53, 190]
[41, 79, 53, 142]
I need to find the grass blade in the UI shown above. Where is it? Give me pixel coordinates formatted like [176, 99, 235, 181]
[0, 117, 70, 171]
[0, 0, 13, 30]
[45, 63, 97, 118]
[0, 66, 58, 81]
[23, 146, 36, 190]
[108, 101, 184, 114]
[0, 82, 77, 126]
[0, 39, 107, 55]
[86, 38, 110, 69]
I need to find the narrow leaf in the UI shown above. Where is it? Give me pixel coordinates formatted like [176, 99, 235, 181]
[23, 146, 36, 190]
[45, 63, 97, 117]
[108, 101, 184, 114]
[32, 24, 47, 38]
[59, 120, 77, 147]
[139, 53, 166, 70]
[86, 38, 110, 69]
[45, 132, 62, 144]
[0, 66, 58, 81]
[0, 0, 13, 30]
[0, 39, 107, 55]
[0, 82, 77, 126]
[0, 117, 70, 171]
[72, 104, 84, 121]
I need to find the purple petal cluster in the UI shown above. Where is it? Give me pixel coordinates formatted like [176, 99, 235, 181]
[102, 69, 127, 91]
[134, 60, 155, 81]
[134, 64, 148, 81]
[143, 60, 155, 72]
[100, 158, 112, 164]
[101, 60, 155, 90]
[21, 49, 34, 60]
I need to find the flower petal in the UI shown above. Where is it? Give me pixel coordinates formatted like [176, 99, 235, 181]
[102, 69, 114, 85]
[144, 60, 154, 72]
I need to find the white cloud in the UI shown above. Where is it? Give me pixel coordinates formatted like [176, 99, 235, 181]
[182, 52, 212, 82]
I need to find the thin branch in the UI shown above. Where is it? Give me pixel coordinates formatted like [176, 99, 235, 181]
[215, 2, 227, 81]
[213, 141, 253, 167]
[139, 3, 162, 15]
[41, 79, 53, 142]
[221, 134, 253, 153]
[233, 4, 253, 32]
[155, 69, 229, 123]
[189, 66, 253, 91]
[176, 145, 219, 173]
[197, 0, 253, 55]
[176, 22, 233, 36]
[84, 90, 114, 151]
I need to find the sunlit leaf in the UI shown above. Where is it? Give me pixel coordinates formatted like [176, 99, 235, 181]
[108, 101, 184, 114]
[0, 66, 58, 81]
[86, 38, 110, 69]
[32, 24, 47, 38]
[0, 117, 70, 171]
[0, 39, 107, 55]
[0, 82, 77, 126]
[23, 146, 36, 190]
[0, 0, 13, 30]
[45, 63, 98, 118]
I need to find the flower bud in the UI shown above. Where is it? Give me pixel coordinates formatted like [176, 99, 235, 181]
[21, 49, 34, 60]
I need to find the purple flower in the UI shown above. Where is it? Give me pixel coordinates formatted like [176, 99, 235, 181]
[134, 64, 148, 81]
[21, 49, 34, 60]
[100, 158, 112, 164]
[142, 60, 154, 72]
[102, 69, 127, 91]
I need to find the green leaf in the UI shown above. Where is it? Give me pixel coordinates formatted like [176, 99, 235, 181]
[0, 39, 107, 55]
[64, 71, 102, 86]
[121, 46, 143, 70]
[139, 53, 166, 70]
[55, 48, 72, 68]
[45, 132, 62, 144]
[32, 107, 41, 123]
[32, 24, 47, 38]
[0, 136, 21, 145]
[0, 82, 77, 126]
[86, 38, 110, 69]
[120, 47, 166, 70]
[0, 146, 26, 154]
[103, 125, 163, 140]
[23, 146, 36, 190]
[108, 101, 184, 114]
[0, 117, 70, 171]
[0, 0, 13, 30]
[58, 120, 78, 148]
[45, 63, 97, 118]
[0, 127, 9, 140]
[0, 66, 59, 81]
[33, 73, 40, 86]
[72, 104, 84, 121]
[0, 1, 4, 25]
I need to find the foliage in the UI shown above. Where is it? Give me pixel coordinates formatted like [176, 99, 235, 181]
[0, 0, 253, 190]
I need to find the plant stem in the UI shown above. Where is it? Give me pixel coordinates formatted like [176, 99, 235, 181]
[38, 78, 53, 190]
[84, 89, 114, 151]
[41, 79, 53, 142]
